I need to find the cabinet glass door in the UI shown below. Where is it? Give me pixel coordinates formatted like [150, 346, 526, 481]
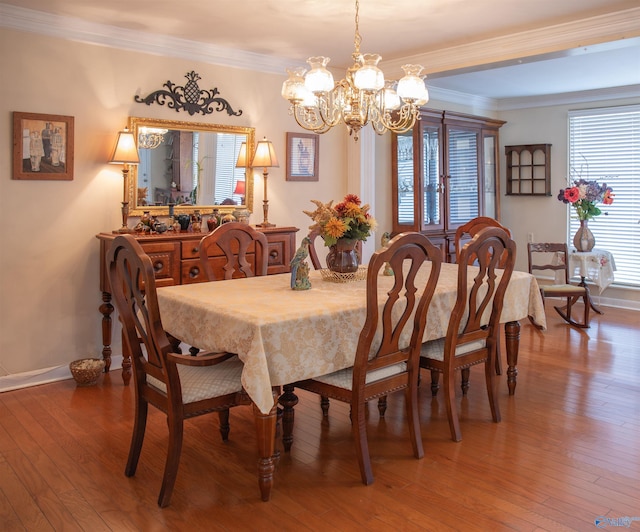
[446, 127, 479, 228]
[483, 132, 498, 218]
[395, 132, 415, 226]
[421, 124, 441, 229]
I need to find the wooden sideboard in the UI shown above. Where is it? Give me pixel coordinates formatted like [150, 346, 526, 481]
[96, 226, 299, 383]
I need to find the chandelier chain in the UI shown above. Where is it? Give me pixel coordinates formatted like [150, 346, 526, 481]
[353, 0, 361, 55]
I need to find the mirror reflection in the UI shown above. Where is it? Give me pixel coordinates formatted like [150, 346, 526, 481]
[127, 117, 254, 216]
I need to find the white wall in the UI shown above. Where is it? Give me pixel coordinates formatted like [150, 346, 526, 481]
[498, 98, 640, 308]
[0, 27, 347, 380]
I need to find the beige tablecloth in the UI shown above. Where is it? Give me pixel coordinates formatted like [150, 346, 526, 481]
[157, 263, 546, 414]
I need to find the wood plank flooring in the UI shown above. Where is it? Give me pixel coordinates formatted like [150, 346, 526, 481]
[1, 302, 639, 531]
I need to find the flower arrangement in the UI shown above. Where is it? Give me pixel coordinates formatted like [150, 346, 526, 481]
[557, 178, 614, 221]
[304, 194, 377, 247]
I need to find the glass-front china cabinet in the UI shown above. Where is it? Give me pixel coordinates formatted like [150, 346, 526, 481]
[392, 109, 505, 262]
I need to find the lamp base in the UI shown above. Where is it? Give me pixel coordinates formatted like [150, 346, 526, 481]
[113, 226, 134, 234]
[256, 222, 275, 228]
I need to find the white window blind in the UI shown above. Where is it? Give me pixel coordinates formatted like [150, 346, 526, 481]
[568, 105, 640, 287]
[448, 130, 479, 225]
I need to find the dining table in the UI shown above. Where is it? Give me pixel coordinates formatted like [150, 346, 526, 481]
[156, 262, 546, 500]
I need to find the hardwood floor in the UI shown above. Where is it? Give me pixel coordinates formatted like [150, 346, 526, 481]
[1, 302, 639, 531]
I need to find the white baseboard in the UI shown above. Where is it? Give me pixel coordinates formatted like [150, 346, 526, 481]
[0, 356, 123, 393]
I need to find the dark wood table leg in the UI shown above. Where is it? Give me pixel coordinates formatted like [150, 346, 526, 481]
[99, 291, 113, 372]
[253, 396, 278, 502]
[278, 384, 298, 452]
[504, 320, 520, 395]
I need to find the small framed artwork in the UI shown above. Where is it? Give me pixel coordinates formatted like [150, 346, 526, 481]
[12, 112, 75, 180]
[286, 132, 319, 181]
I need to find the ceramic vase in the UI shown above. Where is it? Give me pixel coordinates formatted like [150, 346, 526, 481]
[573, 219, 595, 252]
[326, 238, 360, 273]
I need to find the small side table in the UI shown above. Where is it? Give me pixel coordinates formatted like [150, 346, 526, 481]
[568, 248, 616, 314]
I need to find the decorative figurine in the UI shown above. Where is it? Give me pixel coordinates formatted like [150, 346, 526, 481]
[381, 232, 394, 276]
[290, 236, 311, 290]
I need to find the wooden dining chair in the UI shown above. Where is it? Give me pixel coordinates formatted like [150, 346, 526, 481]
[420, 226, 516, 442]
[454, 216, 512, 375]
[198, 222, 268, 281]
[107, 234, 251, 507]
[527, 242, 591, 328]
[307, 227, 362, 270]
[454, 216, 512, 267]
[292, 232, 442, 485]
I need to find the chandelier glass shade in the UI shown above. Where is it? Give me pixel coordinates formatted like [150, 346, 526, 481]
[281, 0, 429, 140]
[138, 127, 168, 150]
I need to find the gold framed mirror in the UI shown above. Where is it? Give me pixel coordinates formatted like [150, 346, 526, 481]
[126, 116, 254, 216]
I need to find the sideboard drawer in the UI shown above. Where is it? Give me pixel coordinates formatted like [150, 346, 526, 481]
[265, 232, 293, 275]
[181, 258, 206, 284]
[181, 239, 202, 260]
[140, 241, 181, 287]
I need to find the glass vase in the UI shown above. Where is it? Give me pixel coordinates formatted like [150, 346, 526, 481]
[326, 238, 360, 273]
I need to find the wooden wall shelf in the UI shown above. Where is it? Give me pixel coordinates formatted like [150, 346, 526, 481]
[505, 144, 551, 196]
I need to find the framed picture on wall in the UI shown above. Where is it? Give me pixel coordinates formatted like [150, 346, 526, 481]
[286, 132, 319, 181]
[12, 112, 75, 180]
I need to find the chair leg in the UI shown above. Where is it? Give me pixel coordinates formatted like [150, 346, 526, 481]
[444, 371, 462, 442]
[218, 409, 230, 441]
[158, 416, 184, 508]
[485, 359, 501, 424]
[125, 399, 148, 477]
[320, 395, 330, 417]
[554, 295, 590, 328]
[377, 396, 388, 417]
[351, 396, 374, 485]
[582, 293, 591, 327]
[495, 342, 503, 375]
[405, 385, 424, 460]
[461, 368, 470, 396]
[430, 370, 440, 396]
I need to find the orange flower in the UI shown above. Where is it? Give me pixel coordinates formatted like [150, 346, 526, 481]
[324, 217, 348, 239]
[603, 190, 615, 205]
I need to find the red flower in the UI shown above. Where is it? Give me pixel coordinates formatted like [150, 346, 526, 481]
[564, 187, 580, 203]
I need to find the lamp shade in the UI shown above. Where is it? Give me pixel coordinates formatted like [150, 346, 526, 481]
[109, 128, 139, 165]
[234, 180, 246, 195]
[251, 137, 279, 168]
[235, 142, 248, 168]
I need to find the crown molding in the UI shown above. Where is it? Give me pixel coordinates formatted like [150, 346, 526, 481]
[0, 3, 292, 74]
[496, 84, 640, 111]
[380, 7, 640, 75]
[2, 3, 638, 110]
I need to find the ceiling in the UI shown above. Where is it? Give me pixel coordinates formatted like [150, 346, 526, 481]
[2, 0, 639, 104]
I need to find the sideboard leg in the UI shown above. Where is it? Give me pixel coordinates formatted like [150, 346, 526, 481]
[99, 291, 113, 372]
[505, 320, 520, 395]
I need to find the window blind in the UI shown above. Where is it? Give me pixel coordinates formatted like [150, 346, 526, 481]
[448, 130, 478, 225]
[568, 105, 640, 287]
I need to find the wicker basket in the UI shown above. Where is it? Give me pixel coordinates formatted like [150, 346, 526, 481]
[69, 358, 105, 386]
[319, 266, 367, 283]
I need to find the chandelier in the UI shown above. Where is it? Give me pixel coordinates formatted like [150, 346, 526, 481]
[281, 0, 429, 141]
[138, 127, 168, 150]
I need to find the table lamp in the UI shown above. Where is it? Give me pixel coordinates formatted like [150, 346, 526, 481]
[233, 179, 246, 204]
[109, 127, 139, 233]
[234, 142, 248, 205]
[251, 137, 278, 228]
